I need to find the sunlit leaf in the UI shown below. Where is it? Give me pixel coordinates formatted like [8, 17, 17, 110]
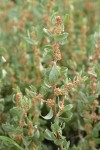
[41, 108, 53, 120]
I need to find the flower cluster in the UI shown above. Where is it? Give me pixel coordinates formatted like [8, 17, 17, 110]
[46, 99, 55, 107]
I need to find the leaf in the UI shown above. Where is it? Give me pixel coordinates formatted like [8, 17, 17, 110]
[59, 104, 73, 116]
[43, 50, 53, 63]
[54, 33, 68, 41]
[62, 104, 73, 111]
[23, 136, 32, 147]
[59, 112, 73, 122]
[34, 130, 40, 139]
[40, 85, 48, 96]
[88, 71, 97, 77]
[1, 56, 6, 63]
[41, 108, 53, 120]
[45, 129, 54, 141]
[54, 138, 65, 145]
[2, 69, 7, 78]
[29, 85, 37, 92]
[49, 63, 60, 83]
[93, 138, 100, 144]
[79, 92, 87, 102]
[93, 122, 100, 137]
[0, 136, 24, 150]
[0, 103, 4, 112]
[51, 122, 60, 133]
[23, 36, 36, 45]
[0, 47, 7, 55]
[43, 45, 53, 51]
[44, 81, 52, 88]
[43, 28, 52, 37]
[64, 14, 69, 24]
[96, 81, 100, 95]
[63, 140, 70, 149]
[59, 117, 72, 122]
[61, 67, 68, 74]
[82, 76, 88, 82]
[2, 124, 15, 132]
[10, 107, 23, 118]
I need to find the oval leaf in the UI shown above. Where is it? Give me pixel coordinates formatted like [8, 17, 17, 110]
[45, 129, 54, 141]
[41, 108, 53, 120]
[54, 33, 68, 41]
[49, 63, 60, 83]
[59, 104, 73, 116]
[43, 28, 52, 37]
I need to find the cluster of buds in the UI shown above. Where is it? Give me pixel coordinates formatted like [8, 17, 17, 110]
[81, 24, 87, 52]
[19, 120, 26, 127]
[84, 109, 100, 137]
[65, 83, 73, 91]
[85, 2, 96, 11]
[90, 80, 97, 95]
[65, 77, 83, 91]
[15, 93, 22, 108]
[84, 123, 92, 134]
[34, 94, 43, 102]
[73, 77, 83, 85]
[90, 113, 100, 122]
[55, 16, 63, 25]
[16, 93, 22, 101]
[53, 42, 61, 61]
[93, 35, 100, 64]
[32, 45, 42, 84]
[19, 48, 28, 82]
[89, 140, 95, 148]
[92, 100, 99, 111]
[12, 133, 23, 144]
[23, 102, 29, 118]
[67, 5, 74, 46]
[52, 16, 63, 61]
[46, 99, 55, 107]
[31, 32, 36, 40]
[23, 112, 27, 118]
[59, 101, 64, 111]
[54, 88, 63, 96]
[88, 67, 97, 94]
[53, 16, 63, 35]
[42, 0, 55, 30]
[28, 121, 34, 136]
[33, 46, 41, 64]
[83, 111, 90, 118]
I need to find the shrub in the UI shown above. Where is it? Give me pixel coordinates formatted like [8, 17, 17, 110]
[0, 0, 100, 150]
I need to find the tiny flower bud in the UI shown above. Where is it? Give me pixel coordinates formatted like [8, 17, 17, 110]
[89, 140, 95, 148]
[19, 120, 25, 127]
[46, 99, 55, 107]
[66, 83, 73, 90]
[16, 93, 22, 101]
[85, 123, 92, 134]
[54, 88, 62, 96]
[56, 16, 63, 25]
[59, 101, 64, 110]
[92, 100, 99, 108]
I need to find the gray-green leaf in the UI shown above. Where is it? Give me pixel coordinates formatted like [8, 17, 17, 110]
[49, 63, 60, 83]
[41, 108, 53, 120]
